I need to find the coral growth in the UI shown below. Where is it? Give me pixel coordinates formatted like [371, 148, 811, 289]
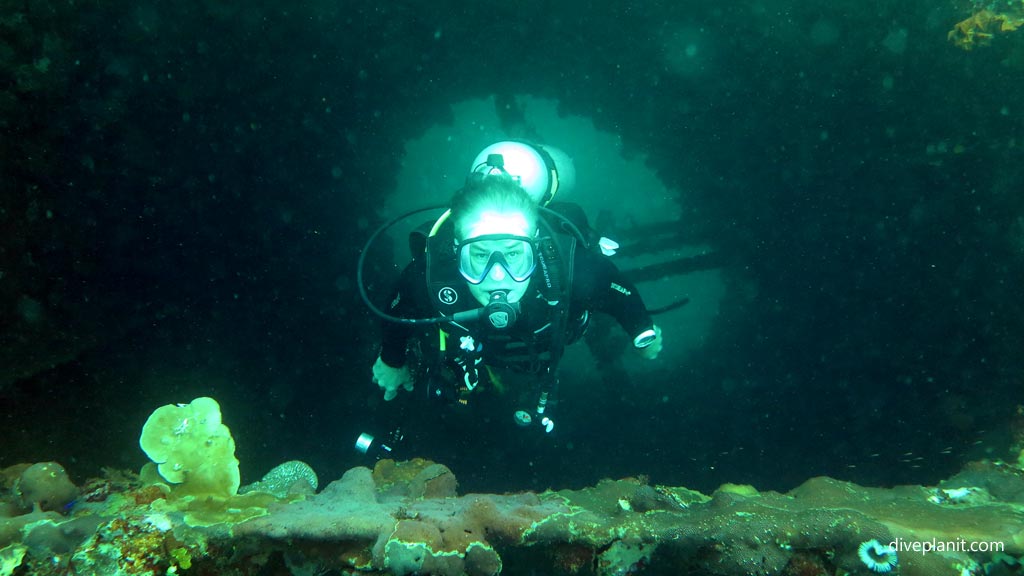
[139, 397, 240, 497]
[11, 462, 77, 513]
[2, 458, 1024, 575]
[949, 6, 1024, 49]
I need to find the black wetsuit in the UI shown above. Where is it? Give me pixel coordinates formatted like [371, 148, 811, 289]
[379, 243, 654, 375]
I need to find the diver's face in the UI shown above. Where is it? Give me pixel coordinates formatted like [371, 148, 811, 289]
[460, 210, 535, 306]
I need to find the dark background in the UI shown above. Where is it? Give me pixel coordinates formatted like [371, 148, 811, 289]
[2, 0, 1022, 494]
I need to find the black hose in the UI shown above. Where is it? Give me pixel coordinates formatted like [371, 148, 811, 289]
[356, 205, 454, 325]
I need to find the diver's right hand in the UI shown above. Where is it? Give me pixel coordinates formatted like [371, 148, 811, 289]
[372, 356, 414, 401]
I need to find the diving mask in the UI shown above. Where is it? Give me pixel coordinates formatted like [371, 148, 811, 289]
[457, 234, 537, 285]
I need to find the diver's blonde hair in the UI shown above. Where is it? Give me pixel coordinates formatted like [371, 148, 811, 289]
[450, 176, 538, 240]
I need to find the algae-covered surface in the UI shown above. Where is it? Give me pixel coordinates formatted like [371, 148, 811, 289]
[2, 458, 1022, 576]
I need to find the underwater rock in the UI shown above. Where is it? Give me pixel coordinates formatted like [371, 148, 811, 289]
[0, 464, 31, 495]
[13, 462, 77, 513]
[0, 508, 60, 550]
[2, 458, 1023, 575]
[172, 460, 1024, 575]
[372, 457, 459, 499]
[942, 460, 1024, 504]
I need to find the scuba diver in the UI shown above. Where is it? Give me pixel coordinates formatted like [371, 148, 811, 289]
[357, 141, 663, 446]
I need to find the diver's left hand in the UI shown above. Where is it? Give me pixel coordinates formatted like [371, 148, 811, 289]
[634, 325, 663, 360]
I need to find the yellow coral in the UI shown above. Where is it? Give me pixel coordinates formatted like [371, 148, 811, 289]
[139, 397, 240, 497]
[949, 8, 1024, 50]
[170, 546, 192, 569]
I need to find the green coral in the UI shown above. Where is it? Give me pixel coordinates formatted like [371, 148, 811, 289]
[0, 544, 27, 576]
[139, 397, 239, 497]
[139, 397, 251, 528]
[136, 397, 314, 529]
[169, 546, 192, 569]
[149, 490, 277, 528]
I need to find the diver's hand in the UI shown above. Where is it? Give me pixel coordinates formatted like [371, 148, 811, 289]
[634, 325, 663, 360]
[372, 356, 414, 401]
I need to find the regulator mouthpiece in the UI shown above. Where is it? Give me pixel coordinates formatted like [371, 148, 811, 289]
[485, 290, 518, 329]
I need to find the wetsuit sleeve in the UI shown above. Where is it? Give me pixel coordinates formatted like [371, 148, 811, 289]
[378, 258, 430, 368]
[573, 248, 655, 339]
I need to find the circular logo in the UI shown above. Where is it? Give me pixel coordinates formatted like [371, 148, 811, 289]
[438, 286, 458, 305]
[488, 311, 510, 328]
